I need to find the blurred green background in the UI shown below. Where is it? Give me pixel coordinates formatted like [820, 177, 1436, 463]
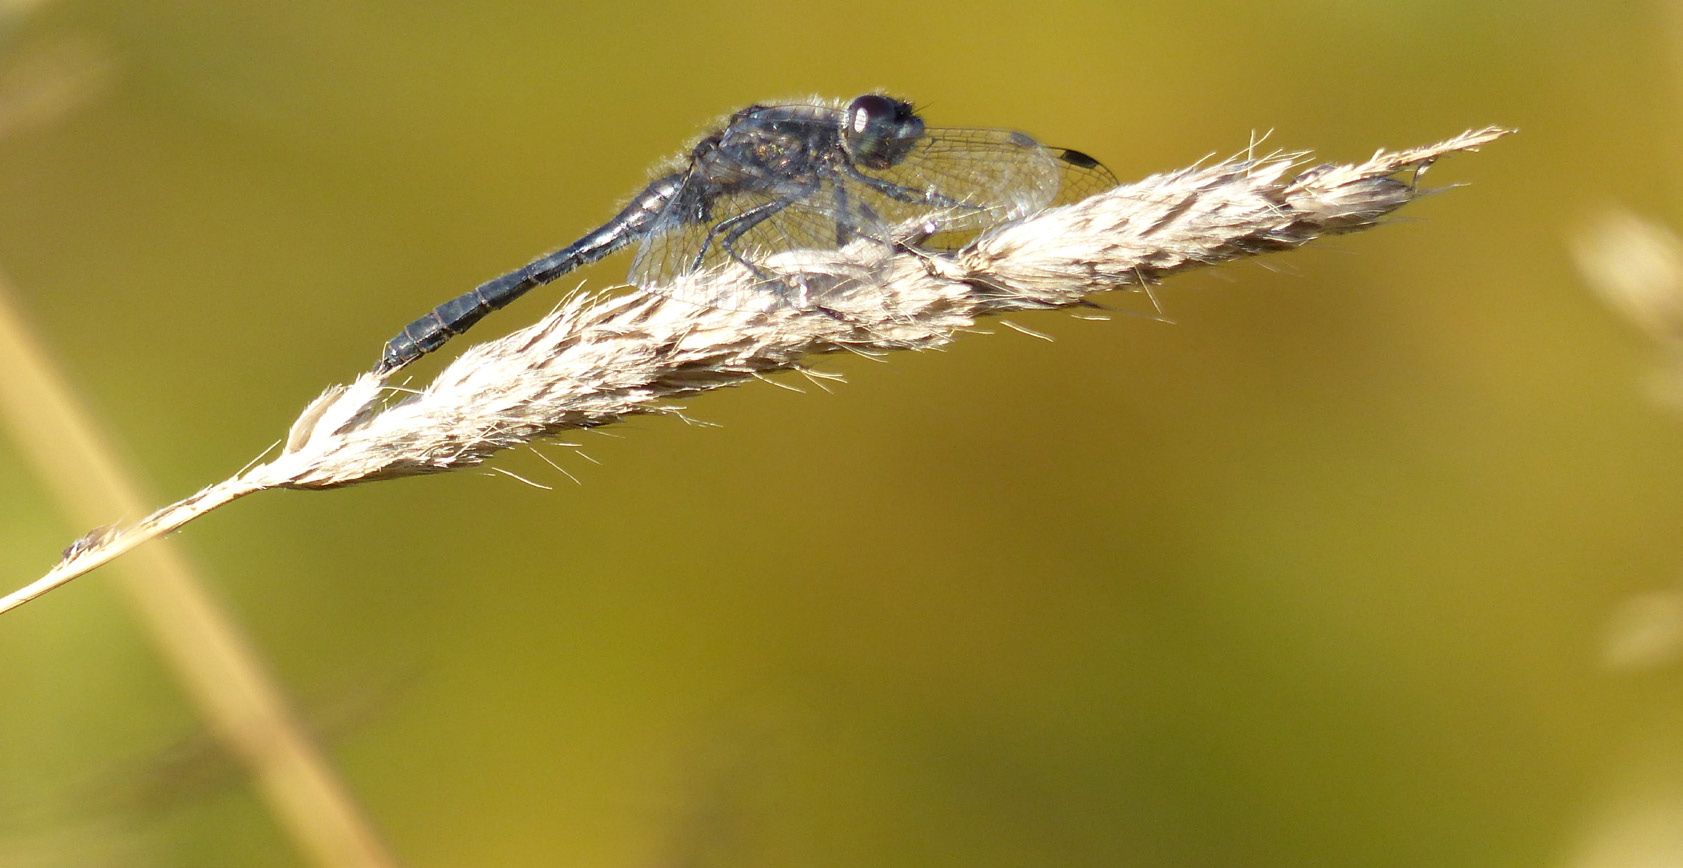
[3, 0, 1682, 866]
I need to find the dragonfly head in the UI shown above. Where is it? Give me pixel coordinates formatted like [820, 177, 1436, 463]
[842, 94, 923, 171]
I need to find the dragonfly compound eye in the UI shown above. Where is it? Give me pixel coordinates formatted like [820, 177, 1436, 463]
[843, 94, 923, 170]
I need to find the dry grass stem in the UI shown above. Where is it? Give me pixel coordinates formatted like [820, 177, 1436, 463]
[0, 270, 399, 865]
[4, 126, 1511, 614]
[0, 12, 401, 859]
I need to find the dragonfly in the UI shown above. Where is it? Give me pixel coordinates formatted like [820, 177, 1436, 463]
[376, 93, 1116, 373]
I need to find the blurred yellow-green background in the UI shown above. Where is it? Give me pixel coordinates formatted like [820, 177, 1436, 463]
[4, 1, 1683, 866]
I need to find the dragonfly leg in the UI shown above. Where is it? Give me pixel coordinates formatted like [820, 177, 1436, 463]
[687, 196, 797, 278]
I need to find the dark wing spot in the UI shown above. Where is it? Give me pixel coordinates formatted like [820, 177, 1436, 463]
[1058, 148, 1102, 169]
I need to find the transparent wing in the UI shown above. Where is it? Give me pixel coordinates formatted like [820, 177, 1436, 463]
[1045, 147, 1120, 206]
[627, 174, 887, 308]
[629, 127, 1119, 310]
[853, 131, 1118, 249]
[860, 127, 1062, 242]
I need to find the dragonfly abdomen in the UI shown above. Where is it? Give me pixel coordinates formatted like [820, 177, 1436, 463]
[375, 174, 684, 373]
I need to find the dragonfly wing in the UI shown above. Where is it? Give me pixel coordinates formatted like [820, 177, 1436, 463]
[1046, 146, 1120, 206]
[629, 176, 883, 309]
[628, 124, 1118, 309]
[858, 128, 1061, 240]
